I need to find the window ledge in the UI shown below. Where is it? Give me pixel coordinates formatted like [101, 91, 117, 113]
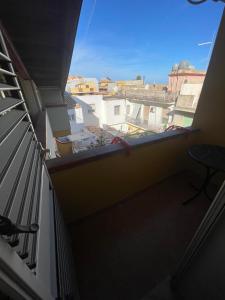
[46, 127, 199, 173]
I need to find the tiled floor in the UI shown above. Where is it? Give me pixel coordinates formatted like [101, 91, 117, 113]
[70, 172, 212, 300]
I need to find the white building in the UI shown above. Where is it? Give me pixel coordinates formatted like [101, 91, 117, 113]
[64, 93, 174, 153]
[172, 82, 204, 127]
[66, 93, 175, 134]
[126, 100, 174, 132]
[179, 83, 203, 107]
[64, 94, 128, 151]
[102, 97, 126, 125]
[67, 94, 127, 132]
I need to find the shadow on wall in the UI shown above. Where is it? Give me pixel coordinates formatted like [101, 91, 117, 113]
[73, 97, 100, 128]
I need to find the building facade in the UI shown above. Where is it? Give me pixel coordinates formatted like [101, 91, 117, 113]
[66, 76, 99, 94]
[172, 82, 204, 127]
[116, 79, 144, 91]
[99, 78, 117, 94]
[62, 92, 175, 153]
[168, 61, 206, 94]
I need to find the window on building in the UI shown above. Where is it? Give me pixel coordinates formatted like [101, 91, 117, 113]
[86, 85, 89, 88]
[90, 88, 94, 92]
[150, 107, 156, 113]
[126, 105, 130, 115]
[114, 105, 120, 115]
[88, 104, 96, 113]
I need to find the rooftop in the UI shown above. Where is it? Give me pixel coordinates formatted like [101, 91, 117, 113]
[170, 61, 206, 76]
[103, 96, 125, 101]
[105, 94, 175, 106]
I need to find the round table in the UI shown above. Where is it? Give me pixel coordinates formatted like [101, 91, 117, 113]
[183, 144, 225, 204]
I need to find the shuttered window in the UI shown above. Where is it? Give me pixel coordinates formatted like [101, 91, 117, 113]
[0, 29, 42, 271]
[0, 27, 78, 299]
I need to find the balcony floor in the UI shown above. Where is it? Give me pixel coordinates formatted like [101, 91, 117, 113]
[70, 171, 212, 300]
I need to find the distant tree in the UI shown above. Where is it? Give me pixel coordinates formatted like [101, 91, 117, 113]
[136, 75, 142, 80]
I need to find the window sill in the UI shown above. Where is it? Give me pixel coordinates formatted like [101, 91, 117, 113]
[46, 127, 199, 173]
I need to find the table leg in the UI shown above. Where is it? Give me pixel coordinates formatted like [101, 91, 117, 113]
[203, 169, 218, 200]
[183, 167, 212, 205]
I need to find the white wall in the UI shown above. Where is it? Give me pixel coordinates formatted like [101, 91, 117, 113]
[72, 95, 126, 128]
[67, 108, 76, 122]
[126, 100, 132, 117]
[127, 102, 165, 131]
[73, 95, 103, 127]
[148, 106, 163, 130]
[46, 111, 57, 158]
[180, 83, 203, 106]
[68, 108, 84, 133]
[103, 98, 126, 125]
[126, 101, 140, 119]
[68, 95, 167, 133]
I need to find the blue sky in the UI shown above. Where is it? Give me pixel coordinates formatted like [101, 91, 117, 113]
[69, 0, 224, 82]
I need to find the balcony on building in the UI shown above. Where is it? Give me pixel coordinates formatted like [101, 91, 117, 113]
[47, 10, 225, 299]
[1, 2, 225, 300]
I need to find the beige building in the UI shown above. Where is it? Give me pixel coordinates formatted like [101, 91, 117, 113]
[116, 79, 144, 91]
[145, 83, 168, 91]
[66, 76, 99, 94]
[99, 78, 116, 94]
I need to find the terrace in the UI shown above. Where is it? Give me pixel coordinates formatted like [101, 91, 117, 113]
[0, 1, 225, 300]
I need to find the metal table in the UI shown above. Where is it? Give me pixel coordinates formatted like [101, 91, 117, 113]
[183, 144, 225, 204]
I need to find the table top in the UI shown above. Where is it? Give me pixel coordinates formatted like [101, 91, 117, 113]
[188, 144, 225, 172]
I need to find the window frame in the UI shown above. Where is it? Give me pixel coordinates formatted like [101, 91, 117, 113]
[114, 105, 120, 116]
